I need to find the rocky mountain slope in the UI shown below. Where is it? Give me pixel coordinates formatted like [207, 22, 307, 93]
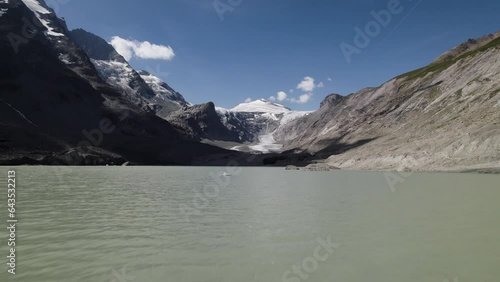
[0, 0, 240, 165]
[276, 33, 500, 172]
[69, 28, 189, 118]
[433, 31, 500, 63]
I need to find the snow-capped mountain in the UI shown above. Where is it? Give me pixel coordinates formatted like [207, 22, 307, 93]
[138, 70, 190, 107]
[0, 0, 237, 165]
[230, 99, 291, 113]
[19, 0, 64, 37]
[69, 28, 189, 118]
[220, 99, 311, 153]
[16, 7, 304, 154]
[90, 59, 154, 103]
[167, 98, 310, 153]
[67, 27, 307, 151]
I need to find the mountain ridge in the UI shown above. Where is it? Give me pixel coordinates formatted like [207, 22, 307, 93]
[273, 33, 500, 172]
[68, 28, 190, 117]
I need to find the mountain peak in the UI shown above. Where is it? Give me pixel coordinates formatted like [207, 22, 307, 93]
[230, 99, 291, 113]
[433, 30, 500, 63]
[320, 94, 343, 108]
[137, 70, 151, 76]
[69, 28, 125, 62]
[20, 0, 65, 37]
[138, 70, 190, 107]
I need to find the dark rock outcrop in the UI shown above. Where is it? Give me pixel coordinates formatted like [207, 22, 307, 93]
[167, 102, 251, 142]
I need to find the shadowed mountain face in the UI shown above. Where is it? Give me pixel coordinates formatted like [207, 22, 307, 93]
[0, 0, 240, 165]
[69, 28, 125, 62]
[166, 102, 251, 142]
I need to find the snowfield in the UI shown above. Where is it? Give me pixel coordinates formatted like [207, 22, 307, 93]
[280, 111, 312, 125]
[91, 59, 137, 96]
[230, 99, 291, 113]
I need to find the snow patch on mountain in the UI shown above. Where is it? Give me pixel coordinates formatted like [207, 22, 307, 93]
[138, 71, 189, 107]
[280, 111, 312, 125]
[215, 106, 229, 114]
[58, 53, 75, 65]
[21, 0, 64, 37]
[91, 59, 136, 96]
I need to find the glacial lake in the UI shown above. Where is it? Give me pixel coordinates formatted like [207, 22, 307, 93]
[0, 167, 499, 282]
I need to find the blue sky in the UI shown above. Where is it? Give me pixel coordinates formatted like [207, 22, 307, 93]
[52, 0, 500, 110]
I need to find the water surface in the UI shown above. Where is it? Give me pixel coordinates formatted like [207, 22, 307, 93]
[0, 167, 498, 282]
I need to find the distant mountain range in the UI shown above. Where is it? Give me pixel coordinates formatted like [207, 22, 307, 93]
[0, 0, 499, 172]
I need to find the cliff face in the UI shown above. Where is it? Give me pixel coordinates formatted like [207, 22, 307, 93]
[166, 102, 252, 143]
[276, 36, 500, 172]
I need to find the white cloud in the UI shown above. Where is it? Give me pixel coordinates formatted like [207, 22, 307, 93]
[297, 76, 316, 92]
[276, 91, 288, 101]
[317, 82, 324, 88]
[269, 91, 287, 102]
[327, 77, 332, 81]
[289, 89, 294, 93]
[291, 93, 313, 104]
[244, 98, 252, 103]
[110, 36, 175, 61]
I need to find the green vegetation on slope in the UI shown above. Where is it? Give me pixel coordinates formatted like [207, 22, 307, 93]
[398, 36, 500, 81]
